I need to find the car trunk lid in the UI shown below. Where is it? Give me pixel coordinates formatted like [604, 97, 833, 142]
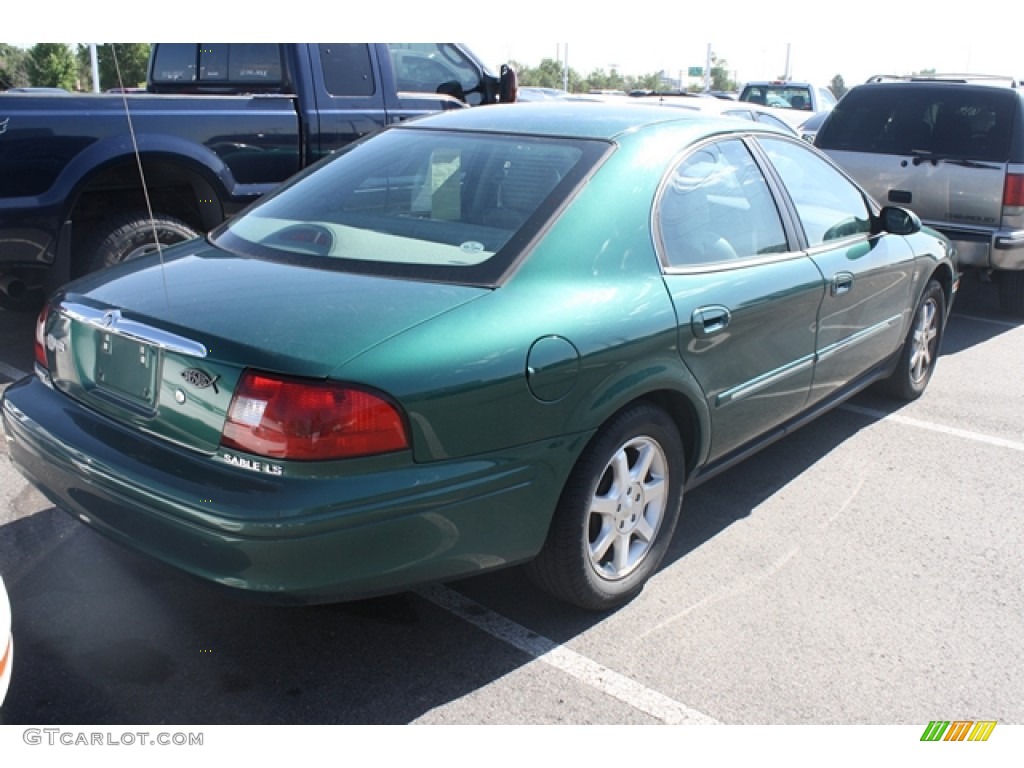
[43, 246, 487, 454]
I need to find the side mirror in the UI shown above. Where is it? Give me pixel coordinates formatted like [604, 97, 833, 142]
[499, 64, 518, 104]
[436, 80, 467, 104]
[878, 206, 921, 236]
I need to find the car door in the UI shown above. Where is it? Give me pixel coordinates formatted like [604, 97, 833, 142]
[658, 137, 825, 462]
[307, 44, 390, 162]
[755, 136, 915, 405]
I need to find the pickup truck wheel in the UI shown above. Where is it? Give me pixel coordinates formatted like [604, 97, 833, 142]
[526, 403, 684, 611]
[81, 212, 200, 274]
[877, 279, 945, 401]
[997, 271, 1024, 317]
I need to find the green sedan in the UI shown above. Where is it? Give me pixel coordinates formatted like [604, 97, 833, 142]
[1, 103, 957, 611]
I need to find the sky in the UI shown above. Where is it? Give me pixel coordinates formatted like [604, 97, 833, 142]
[469, 41, 1015, 89]
[6, 1, 1021, 88]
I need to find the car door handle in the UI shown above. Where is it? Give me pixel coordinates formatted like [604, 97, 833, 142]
[831, 272, 854, 296]
[691, 305, 732, 338]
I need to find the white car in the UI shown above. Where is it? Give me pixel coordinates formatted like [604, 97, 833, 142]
[625, 93, 799, 135]
[0, 574, 12, 705]
[738, 80, 838, 129]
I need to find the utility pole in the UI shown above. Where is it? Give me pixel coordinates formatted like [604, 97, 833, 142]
[89, 44, 100, 93]
[704, 43, 712, 92]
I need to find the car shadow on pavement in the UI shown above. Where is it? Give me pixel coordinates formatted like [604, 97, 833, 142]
[0, 384, 952, 725]
[944, 274, 1022, 356]
[453, 396, 881, 641]
[1, 506, 543, 725]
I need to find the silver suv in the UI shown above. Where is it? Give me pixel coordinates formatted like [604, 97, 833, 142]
[815, 75, 1024, 315]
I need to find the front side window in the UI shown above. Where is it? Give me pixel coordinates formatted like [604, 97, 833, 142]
[657, 139, 789, 268]
[214, 128, 602, 286]
[759, 137, 871, 247]
[387, 44, 484, 104]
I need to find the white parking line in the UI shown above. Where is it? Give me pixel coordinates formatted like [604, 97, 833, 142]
[840, 403, 1024, 452]
[0, 361, 28, 382]
[954, 312, 1021, 329]
[417, 584, 721, 724]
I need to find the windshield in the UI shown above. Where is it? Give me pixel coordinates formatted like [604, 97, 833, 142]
[213, 128, 603, 286]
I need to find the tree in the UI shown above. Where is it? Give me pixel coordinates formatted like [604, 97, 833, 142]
[709, 53, 737, 92]
[687, 56, 736, 93]
[76, 43, 151, 91]
[830, 74, 848, 99]
[516, 57, 569, 89]
[632, 72, 665, 92]
[26, 43, 78, 90]
[0, 44, 30, 89]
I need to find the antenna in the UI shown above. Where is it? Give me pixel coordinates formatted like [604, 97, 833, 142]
[110, 45, 172, 307]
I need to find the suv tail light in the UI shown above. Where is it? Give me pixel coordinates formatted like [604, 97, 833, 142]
[1004, 172, 1024, 209]
[34, 304, 49, 370]
[221, 371, 409, 461]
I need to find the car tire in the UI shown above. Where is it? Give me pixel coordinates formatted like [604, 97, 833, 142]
[80, 212, 200, 274]
[997, 270, 1024, 317]
[526, 403, 684, 611]
[878, 278, 945, 401]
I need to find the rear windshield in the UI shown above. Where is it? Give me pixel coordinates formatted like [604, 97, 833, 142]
[740, 84, 814, 111]
[213, 127, 605, 286]
[815, 85, 1016, 161]
[150, 44, 285, 88]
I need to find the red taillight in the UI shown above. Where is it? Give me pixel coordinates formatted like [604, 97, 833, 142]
[221, 371, 409, 461]
[34, 304, 48, 369]
[1005, 173, 1024, 208]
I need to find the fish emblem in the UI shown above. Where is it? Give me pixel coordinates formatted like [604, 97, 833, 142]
[181, 368, 220, 394]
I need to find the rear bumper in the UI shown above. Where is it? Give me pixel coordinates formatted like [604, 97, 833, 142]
[2, 375, 576, 603]
[993, 230, 1024, 269]
[936, 225, 1024, 270]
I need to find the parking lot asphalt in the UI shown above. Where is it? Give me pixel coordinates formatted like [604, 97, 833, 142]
[0, 274, 1021, 725]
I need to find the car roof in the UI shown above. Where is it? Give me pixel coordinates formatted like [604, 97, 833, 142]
[863, 73, 1020, 88]
[396, 101, 790, 142]
[742, 80, 819, 88]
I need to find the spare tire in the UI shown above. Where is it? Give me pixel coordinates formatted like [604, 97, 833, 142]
[80, 212, 200, 274]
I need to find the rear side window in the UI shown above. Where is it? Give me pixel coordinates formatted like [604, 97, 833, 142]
[657, 139, 789, 267]
[816, 85, 1014, 162]
[319, 44, 376, 96]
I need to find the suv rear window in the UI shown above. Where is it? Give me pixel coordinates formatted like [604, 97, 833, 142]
[816, 85, 1016, 162]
